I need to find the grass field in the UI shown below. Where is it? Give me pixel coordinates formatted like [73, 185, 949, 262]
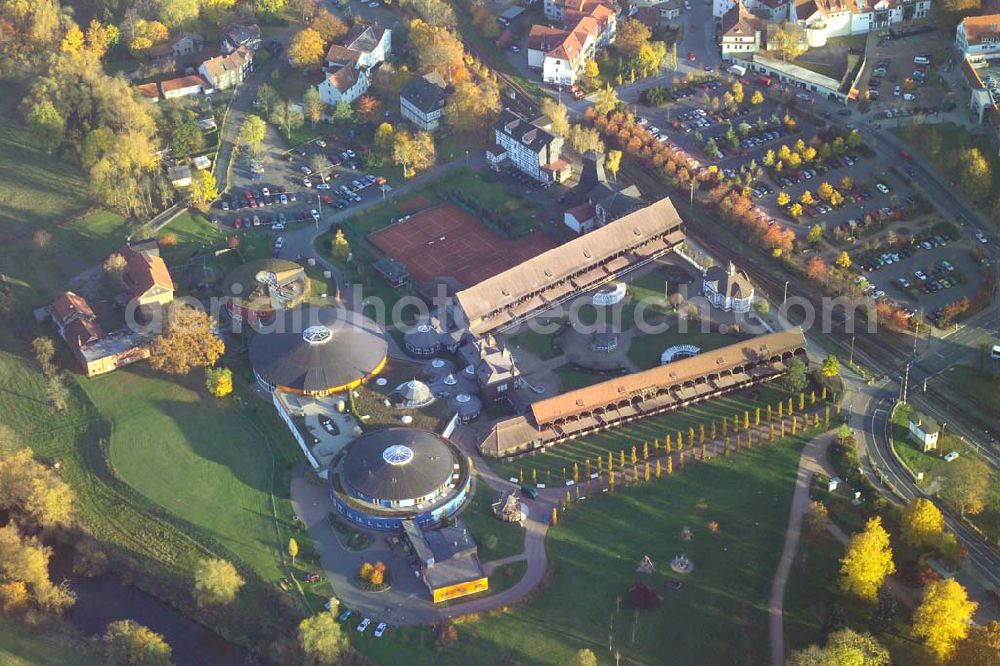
[359, 433, 811, 665]
[76, 365, 300, 581]
[494, 383, 793, 482]
[892, 123, 1000, 220]
[0, 84, 131, 310]
[0, 619, 96, 666]
[782, 529, 932, 665]
[626, 328, 749, 370]
[943, 364, 1000, 413]
[889, 403, 1000, 547]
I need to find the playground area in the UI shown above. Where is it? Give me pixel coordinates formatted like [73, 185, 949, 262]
[368, 202, 556, 286]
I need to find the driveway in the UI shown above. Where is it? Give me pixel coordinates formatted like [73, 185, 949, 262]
[289, 418, 554, 626]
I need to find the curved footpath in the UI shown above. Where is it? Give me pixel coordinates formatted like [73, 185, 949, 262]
[768, 431, 837, 666]
[769, 430, 917, 666]
[441, 438, 552, 618]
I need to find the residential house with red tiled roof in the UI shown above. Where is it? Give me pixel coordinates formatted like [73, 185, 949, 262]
[49, 292, 151, 376]
[159, 74, 206, 99]
[120, 244, 174, 308]
[720, 1, 764, 60]
[527, 2, 615, 86]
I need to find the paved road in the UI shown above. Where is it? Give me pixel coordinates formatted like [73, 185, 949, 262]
[844, 372, 1000, 619]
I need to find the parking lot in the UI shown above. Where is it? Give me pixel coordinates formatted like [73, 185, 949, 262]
[857, 29, 955, 119]
[854, 234, 986, 317]
[216, 125, 390, 250]
[764, 155, 911, 232]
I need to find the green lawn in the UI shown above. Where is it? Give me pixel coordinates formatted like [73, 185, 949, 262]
[76, 365, 301, 581]
[553, 364, 616, 392]
[459, 477, 526, 562]
[890, 403, 1000, 545]
[889, 403, 973, 482]
[892, 123, 1000, 221]
[494, 383, 794, 482]
[943, 364, 1000, 413]
[360, 434, 812, 665]
[0, 619, 96, 666]
[782, 529, 932, 665]
[627, 328, 750, 371]
[157, 212, 228, 265]
[506, 325, 561, 360]
[0, 82, 132, 311]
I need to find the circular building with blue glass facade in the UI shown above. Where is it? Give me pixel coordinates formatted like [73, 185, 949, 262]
[329, 427, 471, 531]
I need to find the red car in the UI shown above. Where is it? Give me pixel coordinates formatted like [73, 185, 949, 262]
[687, 51, 696, 62]
[320, 194, 334, 205]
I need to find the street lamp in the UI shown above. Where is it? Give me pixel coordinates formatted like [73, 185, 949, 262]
[783, 280, 790, 305]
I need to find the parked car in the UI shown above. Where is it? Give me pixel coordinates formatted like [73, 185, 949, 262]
[274, 236, 285, 250]
[943, 451, 960, 462]
[976, 231, 988, 243]
[374, 622, 387, 638]
[876, 183, 890, 194]
[357, 618, 371, 633]
[310, 209, 321, 222]
[337, 609, 354, 623]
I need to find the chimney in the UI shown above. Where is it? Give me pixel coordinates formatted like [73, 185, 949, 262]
[579, 150, 607, 190]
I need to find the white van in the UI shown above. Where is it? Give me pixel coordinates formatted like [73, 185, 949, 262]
[913, 55, 930, 65]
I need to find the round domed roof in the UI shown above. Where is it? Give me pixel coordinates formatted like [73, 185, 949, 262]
[395, 379, 434, 405]
[341, 428, 457, 502]
[449, 393, 482, 417]
[249, 307, 387, 393]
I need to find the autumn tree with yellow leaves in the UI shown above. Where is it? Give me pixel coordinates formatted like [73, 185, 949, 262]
[912, 579, 977, 662]
[149, 304, 225, 376]
[839, 517, 895, 602]
[900, 498, 944, 549]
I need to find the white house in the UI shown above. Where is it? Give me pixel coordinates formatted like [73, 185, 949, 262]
[400, 72, 448, 131]
[720, 1, 764, 61]
[703, 262, 754, 312]
[487, 109, 570, 183]
[956, 14, 1000, 62]
[529, 1, 615, 86]
[908, 414, 940, 452]
[790, 0, 932, 42]
[319, 24, 391, 106]
[564, 203, 596, 233]
[198, 46, 253, 91]
[319, 67, 369, 106]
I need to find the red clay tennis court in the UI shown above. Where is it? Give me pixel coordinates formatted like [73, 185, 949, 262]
[368, 202, 556, 286]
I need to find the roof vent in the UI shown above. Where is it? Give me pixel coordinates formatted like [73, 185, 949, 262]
[633, 227, 642, 236]
[544, 269, 552, 277]
[583, 249, 592, 259]
[501, 289, 510, 296]
[576, 399, 585, 406]
[716, 357, 725, 365]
